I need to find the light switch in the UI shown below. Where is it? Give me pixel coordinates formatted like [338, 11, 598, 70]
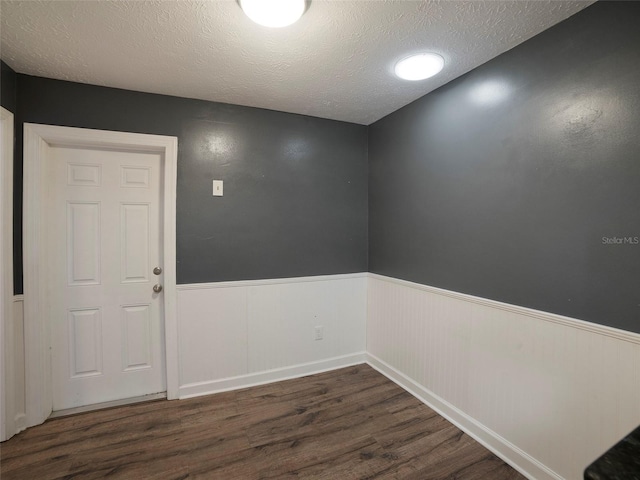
[212, 180, 223, 197]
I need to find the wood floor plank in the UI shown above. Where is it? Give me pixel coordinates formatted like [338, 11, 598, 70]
[0, 365, 526, 479]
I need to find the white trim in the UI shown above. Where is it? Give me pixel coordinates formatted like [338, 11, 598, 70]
[23, 124, 178, 430]
[178, 352, 366, 399]
[0, 106, 14, 441]
[368, 273, 640, 344]
[160, 135, 179, 401]
[366, 353, 563, 480]
[49, 392, 167, 419]
[176, 272, 368, 290]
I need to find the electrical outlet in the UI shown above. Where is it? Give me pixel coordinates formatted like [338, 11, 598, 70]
[314, 325, 323, 341]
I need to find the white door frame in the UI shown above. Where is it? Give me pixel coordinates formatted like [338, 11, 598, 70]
[1, 107, 15, 440]
[23, 123, 179, 428]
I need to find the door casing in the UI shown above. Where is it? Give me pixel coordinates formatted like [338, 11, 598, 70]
[1, 107, 15, 441]
[23, 123, 178, 428]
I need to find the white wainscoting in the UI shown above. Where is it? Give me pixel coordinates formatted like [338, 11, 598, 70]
[367, 274, 640, 480]
[176, 273, 367, 398]
[2, 296, 27, 441]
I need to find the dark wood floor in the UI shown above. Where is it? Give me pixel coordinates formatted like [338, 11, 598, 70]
[0, 365, 525, 479]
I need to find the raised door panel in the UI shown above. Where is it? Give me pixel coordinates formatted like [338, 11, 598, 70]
[68, 308, 103, 378]
[120, 165, 151, 188]
[122, 304, 152, 371]
[120, 204, 150, 284]
[67, 202, 101, 286]
[67, 163, 101, 187]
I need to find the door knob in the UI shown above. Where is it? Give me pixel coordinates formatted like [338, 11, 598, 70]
[153, 266, 162, 275]
[153, 284, 163, 293]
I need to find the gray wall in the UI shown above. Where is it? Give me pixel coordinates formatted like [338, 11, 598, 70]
[369, 1, 640, 332]
[1, 60, 17, 297]
[13, 76, 368, 292]
[5, 1, 639, 333]
[1, 60, 17, 113]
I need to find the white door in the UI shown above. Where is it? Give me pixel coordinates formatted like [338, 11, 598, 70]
[47, 145, 166, 411]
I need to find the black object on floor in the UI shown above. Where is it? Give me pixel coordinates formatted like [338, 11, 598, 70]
[584, 425, 640, 480]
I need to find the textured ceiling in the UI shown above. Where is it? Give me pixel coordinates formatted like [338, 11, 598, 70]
[0, 0, 594, 125]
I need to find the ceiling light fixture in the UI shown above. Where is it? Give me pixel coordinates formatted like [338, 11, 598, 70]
[240, 0, 307, 28]
[394, 53, 445, 81]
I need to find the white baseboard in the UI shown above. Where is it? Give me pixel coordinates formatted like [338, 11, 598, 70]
[366, 353, 563, 480]
[178, 352, 367, 399]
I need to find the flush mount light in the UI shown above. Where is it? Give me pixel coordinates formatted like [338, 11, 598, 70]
[240, 0, 307, 28]
[394, 53, 445, 81]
